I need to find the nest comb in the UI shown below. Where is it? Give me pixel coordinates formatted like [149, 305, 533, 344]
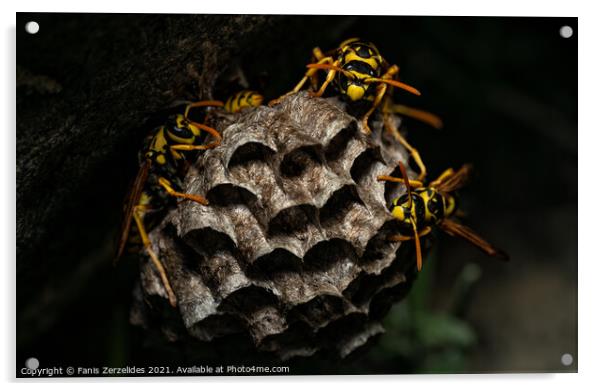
[130, 92, 420, 361]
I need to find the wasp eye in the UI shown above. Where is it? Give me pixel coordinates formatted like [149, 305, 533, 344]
[428, 198, 440, 214]
[170, 123, 193, 139]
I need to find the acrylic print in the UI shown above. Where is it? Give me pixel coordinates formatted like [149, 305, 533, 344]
[16, 14, 577, 376]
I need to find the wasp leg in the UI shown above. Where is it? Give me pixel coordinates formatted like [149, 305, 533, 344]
[360, 82, 388, 134]
[158, 177, 209, 205]
[380, 65, 401, 85]
[376, 175, 423, 188]
[170, 141, 219, 152]
[383, 98, 443, 130]
[360, 65, 400, 134]
[133, 205, 177, 307]
[419, 227, 432, 237]
[383, 114, 427, 182]
[296, 52, 333, 95]
[175, 121, 222, 151]
[388, 234, 413, 242]
[268, 55, 335, 106]
[388, 227, 432, 242]
[309, 47, 326, 90]
[428, 168, 456, 188]
[389, 226, 432, 271]
[183, 100, 224, 118]
[311, 59, 341, 98]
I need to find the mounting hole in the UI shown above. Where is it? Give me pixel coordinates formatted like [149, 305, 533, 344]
[559, 25, 573, 38]
[561, 353, 573, 366]
[25, 21, 39, 34]
[25, 357, 39, 370]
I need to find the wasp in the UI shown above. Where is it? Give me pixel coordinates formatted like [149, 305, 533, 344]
[224, 90, 264, 113]
[115, 100, 223, 307]
[377, 160, 508, 271]
[271, 38, 441, 180]
[177, 90, 263, 119]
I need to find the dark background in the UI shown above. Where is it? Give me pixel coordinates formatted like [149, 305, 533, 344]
[16, 14, 577, 375]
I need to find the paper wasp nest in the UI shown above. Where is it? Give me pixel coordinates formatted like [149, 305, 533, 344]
[131, 92, 419, 361]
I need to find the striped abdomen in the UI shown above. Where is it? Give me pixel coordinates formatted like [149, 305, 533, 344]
[224, 90, 264, 113]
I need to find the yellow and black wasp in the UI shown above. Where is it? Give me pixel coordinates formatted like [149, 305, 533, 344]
[224, 90, 264, 113]
[177, 90, 263, 119]
[115, 100, 223, 307]
[271, 38, 441, 180]
[377, 160, 508, 271]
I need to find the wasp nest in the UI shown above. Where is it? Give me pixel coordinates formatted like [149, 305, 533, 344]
[131, 92, 419, 361]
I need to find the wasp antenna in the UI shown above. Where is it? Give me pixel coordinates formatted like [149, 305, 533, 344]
[410, 218, 423, 271]
[306, 63, 338, 70]
[183, 120, 222, 149]
[191, 121, 222, 140]
[368, 78, 421, 96]
[306, 63, 354, 79]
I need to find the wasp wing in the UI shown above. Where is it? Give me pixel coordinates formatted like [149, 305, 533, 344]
[434, 164, 473, 193]
[115, 159, 151, 263]
[440, 218, 509, 260]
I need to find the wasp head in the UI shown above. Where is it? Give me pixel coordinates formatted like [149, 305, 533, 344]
[390, 192, 424, 235]
[165, 114, 198, 143]
[338, 60, 379, 102]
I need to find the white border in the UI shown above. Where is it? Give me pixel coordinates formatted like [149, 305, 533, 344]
[6, 0, 583, 16]
[3, 1, 599, 390]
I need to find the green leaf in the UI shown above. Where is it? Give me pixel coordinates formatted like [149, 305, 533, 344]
[416, 312, 477, 349]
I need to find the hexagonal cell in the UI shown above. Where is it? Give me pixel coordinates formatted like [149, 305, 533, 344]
[133, 92, 419, 360]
